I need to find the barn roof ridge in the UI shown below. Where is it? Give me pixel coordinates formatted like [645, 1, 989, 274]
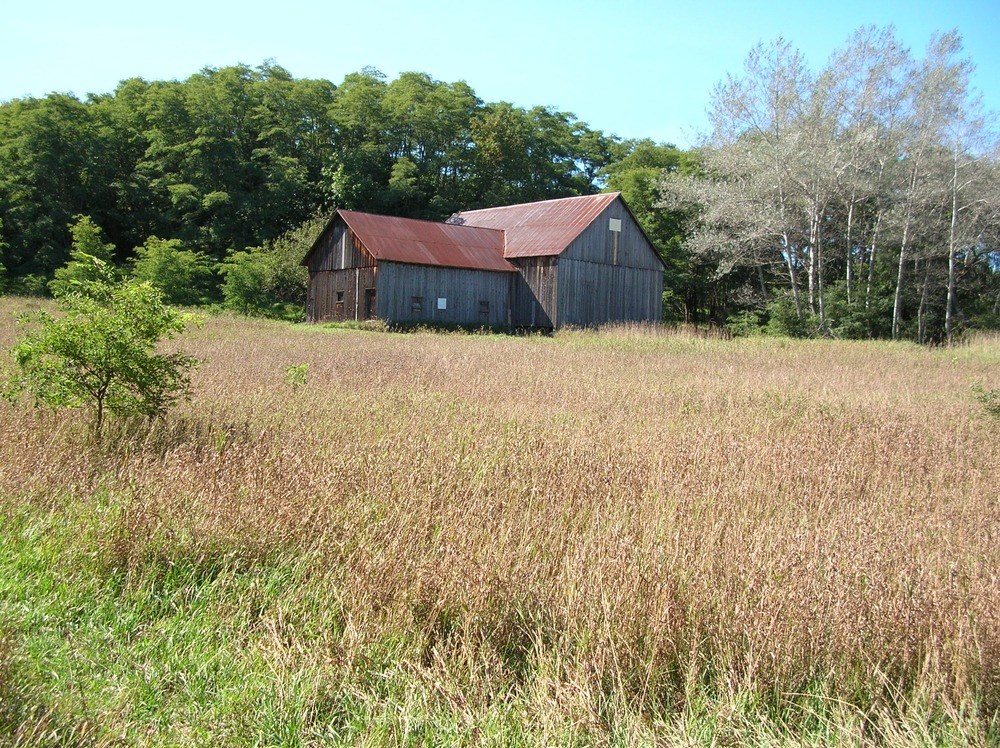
[452, 191, 621, 215]
[446, 192, 622, 259]
[337, 207, 503, 233]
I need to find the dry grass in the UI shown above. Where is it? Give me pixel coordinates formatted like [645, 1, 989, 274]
[0, 298, 998, 744]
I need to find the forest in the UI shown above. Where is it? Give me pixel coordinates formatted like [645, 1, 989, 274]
[0, 26, 997, 341]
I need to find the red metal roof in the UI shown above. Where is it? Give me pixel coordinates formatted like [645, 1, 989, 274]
[448, 193, 620, 258]
[338, 209, 516, 272]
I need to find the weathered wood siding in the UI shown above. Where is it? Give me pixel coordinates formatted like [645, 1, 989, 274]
[376, 262, 512, 325]
[509, 257, 558, 327]
[556, 260, 661, 326]
[307, 267, 378, 322]
[557, 197, 663, 326]
[306, 222, 373, 274]
[306, 219, 379, 322]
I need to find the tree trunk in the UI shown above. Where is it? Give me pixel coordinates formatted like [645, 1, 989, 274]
[807, 224, 817, 317]
[865, 212, 882, 312]
[917, 260, 930, 344]
[892, 217, 910, 340]
[816, 220, 826, 331]
[945, 156, 959, 345]
[808, 210, 823, 327]
[845, 200, 855, 305]
[782, 233, 803, 320]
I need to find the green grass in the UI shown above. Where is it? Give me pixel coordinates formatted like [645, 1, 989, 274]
[1, 307, 997, 745]
[3, 487, 994, 746]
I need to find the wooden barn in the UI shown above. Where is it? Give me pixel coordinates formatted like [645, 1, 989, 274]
[302, 193, 664, 328]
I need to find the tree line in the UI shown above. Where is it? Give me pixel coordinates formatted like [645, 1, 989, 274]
[0, 62, 701, 320]
[1, 31, 997, 340]
[662, 27, 1000, 342]
[0, 64, 640, 288]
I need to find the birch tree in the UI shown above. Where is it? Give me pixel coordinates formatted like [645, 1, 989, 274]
[662, 26, 999, 340]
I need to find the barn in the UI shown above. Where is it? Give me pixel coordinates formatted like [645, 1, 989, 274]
[302, 192, 664, 328]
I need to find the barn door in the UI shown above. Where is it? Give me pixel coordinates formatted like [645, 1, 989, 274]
[364, 288, 377, 320]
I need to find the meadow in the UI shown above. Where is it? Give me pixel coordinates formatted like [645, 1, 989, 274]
[0, 297, 998, 746]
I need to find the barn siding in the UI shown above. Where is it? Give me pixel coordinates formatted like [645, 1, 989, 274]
[377, 262, 513, 326]
[307, 266, 378, 322]
[307, 218, 379, 322]
[509, 257, 558, 327]
[563, 197, 663, 270]
[557, 259, 662, 326]
[308, 222, 374, 274]
[557, 197, 664, 326]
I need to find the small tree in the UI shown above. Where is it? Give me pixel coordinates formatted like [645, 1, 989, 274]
[132, 236, 216, 306]
[220, 213, 319, 320]
[7, 260, 199, 438]
[48, 215, 117, 296]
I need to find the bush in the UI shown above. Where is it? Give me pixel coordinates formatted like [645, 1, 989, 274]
[48, 215, 117, 297]
[764, 294, 809, 337]
[972, 384, 1000, 418]
[725, 309, 764, 337]
[220, 214, 321, 321]
[6, 261, 199, 438]
[131, 237, 216, 306]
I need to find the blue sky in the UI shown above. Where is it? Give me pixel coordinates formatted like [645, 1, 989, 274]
[3, 0, 998, 148]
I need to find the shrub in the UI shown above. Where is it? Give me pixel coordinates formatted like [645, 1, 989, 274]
[131, 236, 216, 306]
[972, 384, 1000, 418]
[764, 294, 809, 337]
[220, 214, 321, 321]
[725, 309, 764, 337]
[48, 215, 117, 297]
[6, 261, 199, 438]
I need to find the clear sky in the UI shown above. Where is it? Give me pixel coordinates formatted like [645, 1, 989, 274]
[3, 0, 998, 148]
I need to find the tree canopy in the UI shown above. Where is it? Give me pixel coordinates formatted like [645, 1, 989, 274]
[0, 63, 615, 287]
[661, 27, 1000, 341]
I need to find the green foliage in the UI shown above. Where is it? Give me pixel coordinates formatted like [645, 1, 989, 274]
[220, 214, 318, 320]
[283, 363, 309, 389]
[0, 94, 119, 279]
[725, 309, 765, 337]
[764, 295, 809, 338]
[971, 384, 1000, 418]
[0, 218, 7, 292]
[132, 236, 216, 305]
[8, 274, 50, 297]
[220, 250, 271, 315]
[7, 263, 198, 436]
[48, 215, 117, 297]
[822, 278, 895, 339]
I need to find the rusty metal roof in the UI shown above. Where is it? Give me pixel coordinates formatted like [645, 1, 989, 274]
[338, 209, 516, 272]
[448, 193, 620, 258]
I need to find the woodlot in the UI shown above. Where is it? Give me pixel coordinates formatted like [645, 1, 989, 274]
[1, 300, 997, 746]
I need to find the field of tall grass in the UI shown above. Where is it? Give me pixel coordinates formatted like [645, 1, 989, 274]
[1, 296, 998, 746]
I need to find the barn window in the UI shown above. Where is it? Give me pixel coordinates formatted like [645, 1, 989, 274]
[335, 290, 344, 315]
[411, 296, 423, 314]
[479, 300, 490, 321]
